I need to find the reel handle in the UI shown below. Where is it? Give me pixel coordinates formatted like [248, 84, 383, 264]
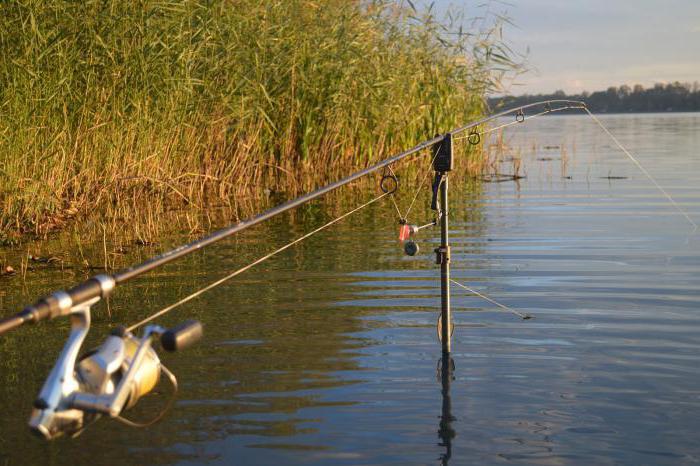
[161, 320, 203, 352]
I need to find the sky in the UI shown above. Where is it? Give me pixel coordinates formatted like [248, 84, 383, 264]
[429, 0, 700, 95]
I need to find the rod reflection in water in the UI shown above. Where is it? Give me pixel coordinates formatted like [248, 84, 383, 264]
[438, 356, 456, 465]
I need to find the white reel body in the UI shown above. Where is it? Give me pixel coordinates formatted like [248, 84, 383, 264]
[28, 293, 201, 440]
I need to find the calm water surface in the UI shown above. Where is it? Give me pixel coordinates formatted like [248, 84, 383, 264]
[1, 113, 699, 465]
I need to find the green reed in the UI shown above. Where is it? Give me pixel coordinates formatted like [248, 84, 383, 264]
[0, 0, 518, 243]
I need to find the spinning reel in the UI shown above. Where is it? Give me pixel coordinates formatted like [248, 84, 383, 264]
[25, 281, 202, 440]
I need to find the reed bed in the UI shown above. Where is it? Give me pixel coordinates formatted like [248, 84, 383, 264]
[0, 0, 517, 244]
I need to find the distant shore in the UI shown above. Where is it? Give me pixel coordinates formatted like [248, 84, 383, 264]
[490, 82, 700, 114]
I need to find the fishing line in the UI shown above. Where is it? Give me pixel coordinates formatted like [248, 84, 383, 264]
[126, 191, 391, 331]
[13, 100, 676, 339]
[403, 148, 441, 220]
[454, 104, 585, 142]
[114, 365, 178, 428]
[107, 103, 698, 332]
[583, 107, 697, 231]
[450, 278, 531, 320]
[385, 149, 442, 223]
[453, 103, 695, 231]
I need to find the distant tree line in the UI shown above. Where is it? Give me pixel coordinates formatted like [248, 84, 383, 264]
[490, 82, 700, 113]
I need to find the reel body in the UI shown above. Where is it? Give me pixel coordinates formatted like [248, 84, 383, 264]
[76, 334, 162, 412]
[28, 296, 201, 440]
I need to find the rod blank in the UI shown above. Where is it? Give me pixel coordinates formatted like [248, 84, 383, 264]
[0, 100, 584, 335]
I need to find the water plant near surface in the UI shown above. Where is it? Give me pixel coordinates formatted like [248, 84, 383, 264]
[0, 0, 520, 241]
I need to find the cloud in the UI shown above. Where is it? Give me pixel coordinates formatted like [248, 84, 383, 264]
[432, 0, 700, 94]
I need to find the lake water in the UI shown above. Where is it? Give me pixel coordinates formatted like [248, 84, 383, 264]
[1, 113, 699, 465]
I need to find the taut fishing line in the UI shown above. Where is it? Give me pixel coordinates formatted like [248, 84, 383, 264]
[129, 101, 696, 329]
[440, 103, 696, 321]
[384, 149, 440, 223]
[450, 279, 531, 320]
[4, 99, 695, 440]
[401, 149, 441, 220]
[583, 107, 698, 231]
[126, 191, 391, 331]
[385, 166, 405, 220]
[454, 104, 585, 142]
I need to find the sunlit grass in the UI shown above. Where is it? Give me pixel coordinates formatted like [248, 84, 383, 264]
[0, 0, 518, 243]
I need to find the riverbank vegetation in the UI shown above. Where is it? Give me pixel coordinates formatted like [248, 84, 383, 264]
[0, 0, 518, 244]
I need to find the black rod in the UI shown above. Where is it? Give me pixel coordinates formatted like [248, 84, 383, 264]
[115, 100, 584, 284]
[1, 100, 585, 334]
[0, 314, 29, 335]
[113, 134, 443, 283]
[451, 99, 585, 135]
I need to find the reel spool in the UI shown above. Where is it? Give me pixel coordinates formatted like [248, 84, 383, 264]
[28, 299, 202, 440]
[75, 333, 163, 413]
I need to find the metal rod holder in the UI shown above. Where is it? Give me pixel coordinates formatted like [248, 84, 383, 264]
[0, 101, 585, 338]
[431, 133, 453, 354]
[439, 176, 451, 354]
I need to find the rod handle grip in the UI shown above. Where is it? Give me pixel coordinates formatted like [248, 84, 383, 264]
[161, 320, 203, 352]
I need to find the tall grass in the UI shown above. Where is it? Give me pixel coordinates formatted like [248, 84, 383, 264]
[0, 0, 518, 243]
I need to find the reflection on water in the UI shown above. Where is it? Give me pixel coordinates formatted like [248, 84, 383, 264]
[438, 357, 456, 466]
[1, 113, 699, 465]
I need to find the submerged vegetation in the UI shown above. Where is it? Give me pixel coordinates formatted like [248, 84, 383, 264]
[0, 0, 518, 243]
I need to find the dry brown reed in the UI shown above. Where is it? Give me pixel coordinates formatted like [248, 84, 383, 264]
[0, 0, 521, 245]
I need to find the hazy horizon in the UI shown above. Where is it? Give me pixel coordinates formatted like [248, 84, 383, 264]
[426, 0, 700, 96]
[493, 80, 700, 97]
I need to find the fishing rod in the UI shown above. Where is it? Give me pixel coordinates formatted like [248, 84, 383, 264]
[0, 99, 584, 336]
[4, 98, 693, 441]
[0, 100, 577, 440]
